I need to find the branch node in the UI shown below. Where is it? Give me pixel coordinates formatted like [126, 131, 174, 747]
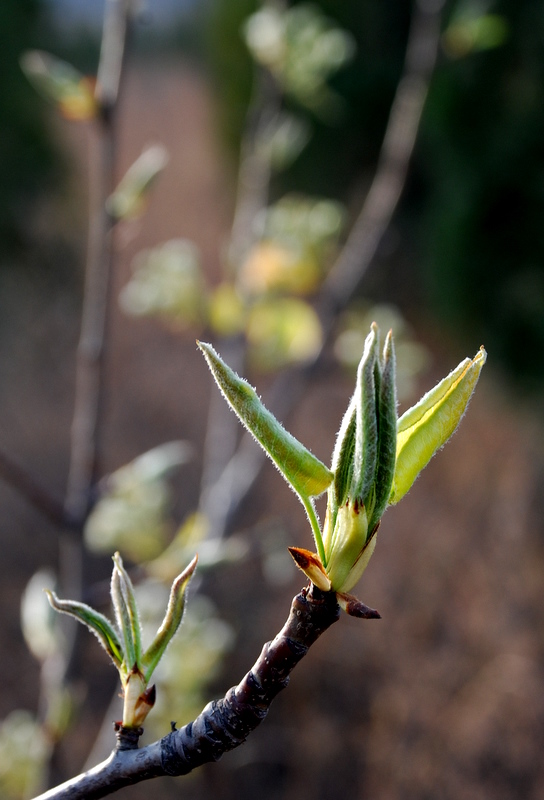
[114, 722, 143, 751]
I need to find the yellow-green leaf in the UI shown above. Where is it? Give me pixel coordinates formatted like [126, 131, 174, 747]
[389, 346, 486, 504]
[246, 297, 323, 371]
[324, 501, 371, 592]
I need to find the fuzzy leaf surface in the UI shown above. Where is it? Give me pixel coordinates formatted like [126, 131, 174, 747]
[45, 591, 123, 668]
[198, 341, 332, 499]
[142, 555, 198, 681]
[390, 346, 486, 504]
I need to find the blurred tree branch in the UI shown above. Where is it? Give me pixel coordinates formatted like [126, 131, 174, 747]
[32, 1, 134, 790]
[0, 447, 69, 528]
[65, 0, 132, 528]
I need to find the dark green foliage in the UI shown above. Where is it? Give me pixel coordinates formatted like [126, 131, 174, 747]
[0, 0, 58, 260]
[414, 0, 544, 388]
[205, 0, 259, 160]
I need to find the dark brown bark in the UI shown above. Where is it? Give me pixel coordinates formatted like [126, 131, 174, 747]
[34, 586, 343, 800]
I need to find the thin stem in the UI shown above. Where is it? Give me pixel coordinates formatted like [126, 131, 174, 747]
[64, 0, 131, 528]
[0, 446, 71, 528]
[41, 2, 133, 787]
[322, 0, 444, 313]
[301, 494, 326, 565]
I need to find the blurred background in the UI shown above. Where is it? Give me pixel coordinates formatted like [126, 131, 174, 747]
[1, 1, 544, 798]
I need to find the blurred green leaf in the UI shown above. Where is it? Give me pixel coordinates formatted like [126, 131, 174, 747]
[20, 569, 58, 663]
[244, 3, 355, 116]
[85, 442, 192, 562]
[246, 296, 323, 370]
[20, 50, 97, 121]
[256, 112, 312, 171]
[239, 240, 321, 296]
[120, 239, 206, 327]
[238, 195, 345, 296]
[107, 145, 169, 221]
[443, 5, 508, 59]
[208, 282, 246, 336]
[0, 711, 51, 800]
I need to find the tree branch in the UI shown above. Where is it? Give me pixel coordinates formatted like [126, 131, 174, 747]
[39, 3, 133, 788]
[0, 446, 71, 528]
[64, 0, 132, 528]
[33, 585, 342, 800]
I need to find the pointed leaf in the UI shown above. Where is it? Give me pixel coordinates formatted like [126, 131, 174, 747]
[351, 323, 379, 508]
[370, 330, 397, 529]
[112, 553, 142, 667]
[331, 395, 356, 509]
[45, 590, 123, 668]
[198, 342, 332, 499]
[390, 346, 487, 504]
[142, 554, 198, 682]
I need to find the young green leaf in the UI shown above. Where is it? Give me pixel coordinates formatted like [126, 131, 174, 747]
[45, 590, 123, 668]
[369, 330, 397, 530]
[389, 346, 487, 504]
[324, 500, 371, 592]
[197, 341, 333, 499]
[350, 324, 379, 509]
[331, 395, 356, 510]
[112, 553, 142, 667]
[142, 554, 198, 682]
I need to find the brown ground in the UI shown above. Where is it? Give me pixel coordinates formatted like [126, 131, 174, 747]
[1, 59, 544, 800]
